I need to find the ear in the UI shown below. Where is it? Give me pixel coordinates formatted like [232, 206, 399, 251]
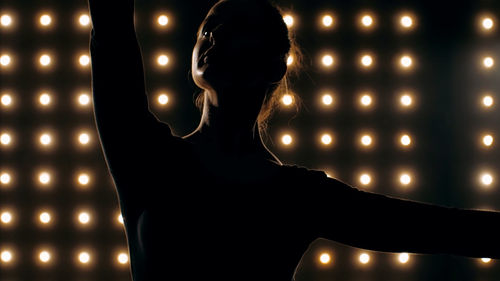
[267, 59, 287, 83]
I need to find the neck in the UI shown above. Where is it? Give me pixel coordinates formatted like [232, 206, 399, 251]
[183, 92, 281, 164]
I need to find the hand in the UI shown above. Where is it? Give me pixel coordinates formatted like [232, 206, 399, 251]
[87, 0, 135, 31]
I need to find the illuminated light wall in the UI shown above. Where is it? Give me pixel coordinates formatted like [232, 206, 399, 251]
[0, 0, 499, 280]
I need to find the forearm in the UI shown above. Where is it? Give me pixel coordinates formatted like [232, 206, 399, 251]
[315, 178, 500, 259]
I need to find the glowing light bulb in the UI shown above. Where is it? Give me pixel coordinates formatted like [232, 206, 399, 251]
[400, 173, 411, 185]
[400, 55, 412, 68]
[40, 54, 51, 66]
[400, 94, 412, 106]
[157, 55, 169, 66]
[0, 172, 11, 184]
[361, 55, 373, 67]
[283, 15, 294, 27]
[282, 94, 293, 106]
[117, 214, 124, 224]
[481, 257, 492, 263]
[79, 55, 90, 66]
[1, 211, 12, 223]
[78, 212, 90, 224]
[78, 252, 90, 263]
[322, 94, 333, 106]
[400, 15, 413, 28]
[0, 54, 11, 66]
[39, 172, 51, 185]
[319, 253, 331, 264]
[1, 250, 13, 262]
[79, 133, 90, 145]
[79, 14, 90, 26]
[321, 134, 332, 145]
[0, 133, 11, 145]
[40, 134, 52, 145]
[1, 94, 12, 106]
[78, 173, 90, 185]
[361, 15, 373, 27]
[359, 253, 370, 264]
[483, 57, 494, 68]
[322, 15, 333, 27]
[287, 55, 294, 66]
[482, 95, 493, 107]
[481, 173, 493, 186]
[158, 94, 169, 105]
[360, 174, 371, 185]
[1, 14, 12, 27]
[79, 94, 90, 106]
[482, 135, 493, 146]
[482, 18, 494, 30]
[281, 134, 292, 145]
[361, 135, 372, 146]
[39, 93, 51, 105]
[39, 251, 51, 262]
[360, 94, 372, 106]
[39, 212, 51, 224]
[398, 253, 410, 263]
[158, 15, 169, 26]
[40, 15, 52, 26]
[118, 253, 129, 264]
[322, 55, 334, 67]
[400, 134, 411, 146]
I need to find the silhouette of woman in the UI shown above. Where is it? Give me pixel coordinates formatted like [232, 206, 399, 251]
[87, 0, 500, 280]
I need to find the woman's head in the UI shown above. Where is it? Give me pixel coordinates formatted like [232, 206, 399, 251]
[191, 0, 302, 133]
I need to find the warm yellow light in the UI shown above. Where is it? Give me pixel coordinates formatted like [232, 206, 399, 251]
[283, 15, 294, 27]
[78, 252, 90, 264]
[482, 18, 494, 30]
[78, 173, 90, 185]
[39, 251, 51, 263]
[158, 15, 169, 26]
[40, 54, 51, 66]
[39, 212, 51, 224]
[79, 94, 90, 106]
[482, 135, 493, 146]
[359, 253, 370, 264]
[1, 133, 11, 145]
[483, 57, 494, 68]
[79, 14, 90, 26]
[319, 253, 331, 264]
[40, 133, 52, 146]
[1, 211, 12, 224]
[1, 250, 13, 262]
[400, 94, 413, 106]
[158, 94, 169, 105]
[1, 14, 12, 27]
[400, 134, 411, 146]
[157, 55, 169, 66]
[281, 134, 293, 145]
[282, 94, 294, 106]
[0, 172, 11, 184]
[1, 94, 12, 106]
[40, 15, 52, 26]
[287, 55, 294, 66]
[361, 15, 373, 27]
[39, 93, 51, 105]
[320, 134, 333, 145]
[0, 54, 11, 66]
[78, 212, 90, 224]
[79, 133, 90, 145]
[481, 257, 492, 263]
[118, 253, 129, 264]
[359, 174, 371, 185]
[482, 95, 493, 107]
[360, 94, 372, 106]
[117, 214, 124, 224]
[398, 253, 410, 263]
[480, 173, 493, 186]
[322, 94, 333, 106]
[400, 15, 413, 28]
[361, 55, 373, 67]
[400, 173, 411, 185]
[322, 55, 334, 67]
[79, 55, 90, 66]
[400, 55, 412, 68]
[322, 15, 333, 27]
[361, 135, 372, 146]
[39, 172, 51, 184]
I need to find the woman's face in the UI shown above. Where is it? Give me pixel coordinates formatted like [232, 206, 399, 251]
[191, 1, 276, 96]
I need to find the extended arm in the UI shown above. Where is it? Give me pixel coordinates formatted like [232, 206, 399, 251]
[311, 176, 500, 259]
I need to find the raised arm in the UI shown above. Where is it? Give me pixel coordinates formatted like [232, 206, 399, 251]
[310, 176, 500, 259]
[87, 0, 174, 206]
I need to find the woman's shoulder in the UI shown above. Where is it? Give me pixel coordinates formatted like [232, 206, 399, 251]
[278, 164, 329, 181]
